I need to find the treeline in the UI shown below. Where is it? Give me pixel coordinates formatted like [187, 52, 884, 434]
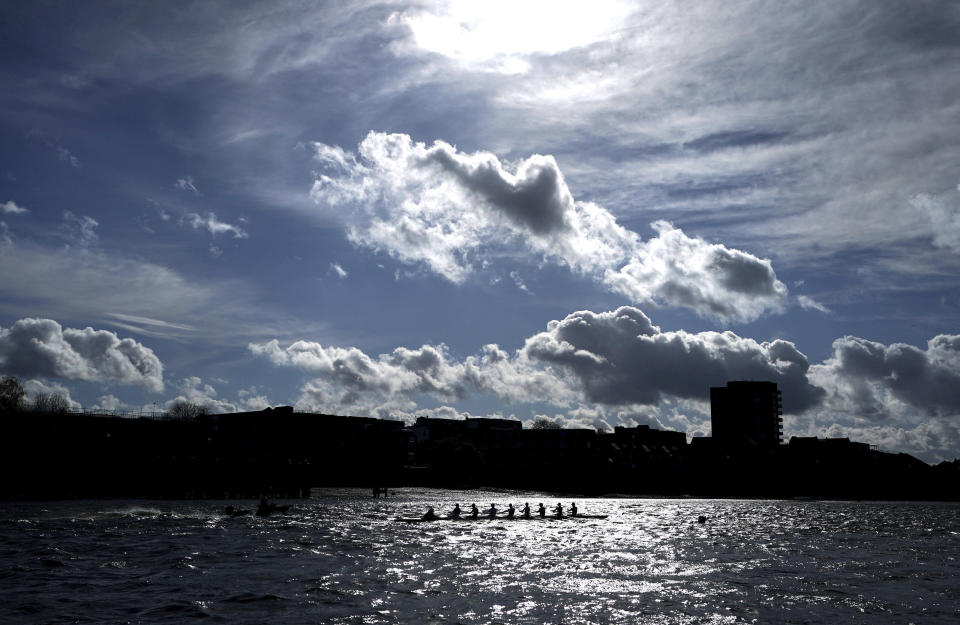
[0, 375, 207, 419]
[1, 376, 71, 414]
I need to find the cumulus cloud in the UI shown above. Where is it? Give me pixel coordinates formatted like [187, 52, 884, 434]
[810, 334, 960, 421]
[250, 305, 823, 417]
[310, 132, 787, 321]
[784, 416, 960, 465]
[250, 306, 960, 460]
[237, 387, 271, 411]
[1, 200, 28, 215]
[22, 379, 83, 411]
[162, 378, 273, 414]
[0, 318, 164, 392]
[91, 394, 125, 412]
[520, 307, 824, 413]
[912, 185, 960, 254]
[249, 340, 472, 411]
[164, 376, 237, 413]
[185, 212, 248, 239]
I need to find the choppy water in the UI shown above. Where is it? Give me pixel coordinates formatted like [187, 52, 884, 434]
[1, 490, 958, 624]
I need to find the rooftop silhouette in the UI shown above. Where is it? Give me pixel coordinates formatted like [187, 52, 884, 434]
[0, 381, 957, 500]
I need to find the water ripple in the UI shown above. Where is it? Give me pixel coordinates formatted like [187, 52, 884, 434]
[1, 494, 958, 624]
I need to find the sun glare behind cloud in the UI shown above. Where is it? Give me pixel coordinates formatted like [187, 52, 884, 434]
[397, 0, 631, 72]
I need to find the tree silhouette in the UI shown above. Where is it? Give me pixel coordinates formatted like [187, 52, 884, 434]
[531, 417, 562, 430]
[0, 376, 25, 413]
[166, 400, 208, 420]
[31, 392, 70, 414]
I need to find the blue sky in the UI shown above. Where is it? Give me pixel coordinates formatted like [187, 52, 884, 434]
[2, 1, 959, 462]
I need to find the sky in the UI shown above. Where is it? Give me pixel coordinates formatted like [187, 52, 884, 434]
[1, 1, 959, 462]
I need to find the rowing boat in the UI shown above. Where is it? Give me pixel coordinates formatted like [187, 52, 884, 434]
[394, 514, 607, 523]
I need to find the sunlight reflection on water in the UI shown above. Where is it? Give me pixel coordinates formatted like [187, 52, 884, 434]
[1, 491, 959, 624]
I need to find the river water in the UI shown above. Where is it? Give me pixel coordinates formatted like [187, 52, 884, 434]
[2, 489, 958, 624]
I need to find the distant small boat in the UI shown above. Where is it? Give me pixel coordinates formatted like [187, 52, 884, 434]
[223, 506, 251, 517]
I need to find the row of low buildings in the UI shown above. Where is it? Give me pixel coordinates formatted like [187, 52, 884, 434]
[2, 381, 956, 500]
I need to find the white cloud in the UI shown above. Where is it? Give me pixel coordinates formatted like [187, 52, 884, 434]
[310, 132, 788, 322]
[809, 334, 960, 422]
[163, 377, 273, 414]
[912, 186, 960, 254]
[91, 394, 125, 411]
[164, 376, 237, 414]
[785, 417, 960, 465]
[797, 295, 830, 314]
[330, 263, 348, 279]
[509, 271, 528, 292]
[395, 1, 960, 284]
[1, 200, 28, 215]
[21, 379, 83, 411]
[185, 212, 248, 239]
[250, 305, 824, 416]
[393, 0, 631, 72]
[251, 307, 960, 460]
[56, 145, 80, 168]
[519, 307, 824, 413]
[0, 244, 211, 329]
[176, 176, 200, 194]
[0, 318, 164, 392]
[104, 313, 196, 341]
[61, 211, 99, 247]
[237, 387, 271, 411]
[0, 240, 304, 344]
[249, 340, 471, 404]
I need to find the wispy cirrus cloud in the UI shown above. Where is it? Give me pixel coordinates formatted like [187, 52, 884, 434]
[387, 1, 960, 285]
[56, 145, 80, 168]
[0, 240, 292, 344]
[391, 0, 631, 73]
[185, 211, 248, 239]
[310, 132, 787, 322]
[329, 263, 348, 279]
[60, 211, 99, 247]
[175, 176, 200, 195]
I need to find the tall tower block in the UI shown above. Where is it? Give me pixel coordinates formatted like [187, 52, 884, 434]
[710, 381, 783, 446]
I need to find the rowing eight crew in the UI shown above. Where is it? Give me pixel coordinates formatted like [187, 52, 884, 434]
[422, 502, 579, 521]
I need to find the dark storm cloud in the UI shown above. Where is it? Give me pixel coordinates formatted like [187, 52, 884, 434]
[0, 318, 164, 392]
[424, 145, 573, 236]
[813, 334, 960, 419]
[521, 307, 825, 413]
